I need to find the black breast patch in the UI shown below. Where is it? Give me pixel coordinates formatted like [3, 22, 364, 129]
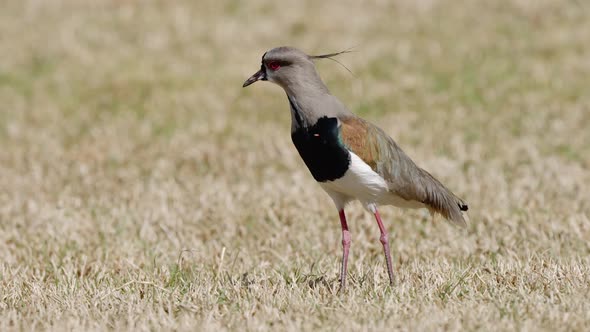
[291, 117, 351, 182]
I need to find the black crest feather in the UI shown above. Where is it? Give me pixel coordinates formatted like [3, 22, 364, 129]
[309, 47, 355, 75]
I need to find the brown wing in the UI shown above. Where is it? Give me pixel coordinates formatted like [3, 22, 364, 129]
[340, 116, 468, 226]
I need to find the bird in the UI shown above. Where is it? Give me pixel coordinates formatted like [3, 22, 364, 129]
[243, 46, 468, 290]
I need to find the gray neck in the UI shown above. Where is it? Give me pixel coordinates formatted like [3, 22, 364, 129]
[284, 77, 352, 133]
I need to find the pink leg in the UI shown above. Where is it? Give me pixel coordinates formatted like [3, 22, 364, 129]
[338, 209, 351, 290]
[374, 209, 394, 286]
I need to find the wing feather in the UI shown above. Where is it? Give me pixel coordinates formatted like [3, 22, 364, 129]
[340, 116, 468, 226]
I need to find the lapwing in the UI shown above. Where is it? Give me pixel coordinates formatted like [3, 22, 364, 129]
[243, 46, 468, 289]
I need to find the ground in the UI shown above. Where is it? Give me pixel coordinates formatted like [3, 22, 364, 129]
[1, 0, 589, 331]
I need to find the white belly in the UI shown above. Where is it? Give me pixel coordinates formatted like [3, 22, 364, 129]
[320, 152, 388, 209]
[320, 151, 426, 211]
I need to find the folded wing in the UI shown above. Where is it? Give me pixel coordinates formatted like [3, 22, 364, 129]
[340, 116, 468, 226]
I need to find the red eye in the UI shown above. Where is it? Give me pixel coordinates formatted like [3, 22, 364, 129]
[268, 61, 281, 71]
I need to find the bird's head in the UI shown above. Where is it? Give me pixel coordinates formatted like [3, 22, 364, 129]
[243, 46, 351, 92]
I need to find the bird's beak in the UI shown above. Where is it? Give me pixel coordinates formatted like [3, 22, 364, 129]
[242, 65, 267, 87]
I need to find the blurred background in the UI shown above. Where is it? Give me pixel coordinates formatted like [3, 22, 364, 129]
[1, 0, 589, 330]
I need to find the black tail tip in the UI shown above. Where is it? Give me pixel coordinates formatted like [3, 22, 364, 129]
[459, 203, 469, 211]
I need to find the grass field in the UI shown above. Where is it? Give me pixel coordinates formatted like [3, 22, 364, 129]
[1, 0, 590, 330]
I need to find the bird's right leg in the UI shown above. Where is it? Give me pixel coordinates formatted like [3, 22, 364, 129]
[338, 209, 351, 290]
[373, 208, 394, 286]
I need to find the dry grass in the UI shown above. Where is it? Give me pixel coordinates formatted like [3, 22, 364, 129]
[1, 0, 590, 330]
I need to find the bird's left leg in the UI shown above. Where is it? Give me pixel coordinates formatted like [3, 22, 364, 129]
[373, 208, 394, 286]
[338, 209, 351, 290]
